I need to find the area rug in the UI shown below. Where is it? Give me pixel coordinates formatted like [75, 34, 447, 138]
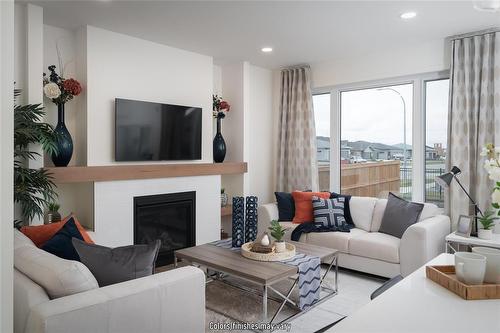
[205, 267, 338, 332]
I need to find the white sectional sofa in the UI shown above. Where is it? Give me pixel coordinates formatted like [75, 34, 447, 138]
[258, 196, 451, 278]
[13, 229, 205, 333]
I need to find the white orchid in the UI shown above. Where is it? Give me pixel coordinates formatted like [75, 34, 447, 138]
[492, 189, 500, 205]
[43, 83, 61, 99]
[489, 168, 500, 182]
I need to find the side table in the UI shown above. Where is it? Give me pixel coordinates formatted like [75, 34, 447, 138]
[445, 232, 500, 253]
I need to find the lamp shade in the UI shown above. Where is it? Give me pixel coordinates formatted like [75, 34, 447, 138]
[435, 172, 454, 188]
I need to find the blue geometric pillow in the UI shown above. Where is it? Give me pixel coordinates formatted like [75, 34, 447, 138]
[312, 196, 347, 229]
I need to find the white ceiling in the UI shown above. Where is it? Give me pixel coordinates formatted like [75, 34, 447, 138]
[26, 0, 500, 69]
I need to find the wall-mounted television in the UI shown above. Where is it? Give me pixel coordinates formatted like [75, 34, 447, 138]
[115, 98, 202, 161]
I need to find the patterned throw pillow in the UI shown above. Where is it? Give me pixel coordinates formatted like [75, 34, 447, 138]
[312, 196, 347, 229]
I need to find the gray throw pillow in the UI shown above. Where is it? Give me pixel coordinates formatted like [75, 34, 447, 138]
[72, 238, 161, 287]
[378, 193, 424, 238]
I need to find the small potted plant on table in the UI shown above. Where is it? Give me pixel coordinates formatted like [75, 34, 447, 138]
[269, 220, 288, 253]
[478, 210, 496, 240]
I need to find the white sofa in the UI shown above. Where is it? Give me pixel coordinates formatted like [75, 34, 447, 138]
[258, 196, 450, 278]
[13, 229, 205, 333]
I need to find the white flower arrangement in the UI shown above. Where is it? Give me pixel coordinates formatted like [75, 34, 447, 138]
[481, 144, 500, 210]
[43, 82, 61, 99]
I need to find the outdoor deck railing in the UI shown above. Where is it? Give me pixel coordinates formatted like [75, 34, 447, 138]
[318, 163, 445, 206]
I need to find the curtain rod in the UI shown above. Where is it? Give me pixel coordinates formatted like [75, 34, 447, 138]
[448, 27, 500, 41]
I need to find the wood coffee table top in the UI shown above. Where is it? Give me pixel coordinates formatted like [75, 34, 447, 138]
[174, 241, 338, 285]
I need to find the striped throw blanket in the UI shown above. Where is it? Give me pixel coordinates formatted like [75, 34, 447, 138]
[211, 239, 321, 310]
[281, 253, 321, 310]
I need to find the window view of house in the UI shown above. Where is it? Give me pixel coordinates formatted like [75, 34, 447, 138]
[425, 79, 449, 207]
[340, 84, 413, 199]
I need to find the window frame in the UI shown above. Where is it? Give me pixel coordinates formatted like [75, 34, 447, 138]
[313, 70, 449, 202]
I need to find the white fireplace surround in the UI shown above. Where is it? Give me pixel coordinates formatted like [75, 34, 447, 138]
[89, 175, 221, 247]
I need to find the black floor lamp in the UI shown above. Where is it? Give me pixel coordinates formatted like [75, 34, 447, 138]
[435, 166, 483, 236]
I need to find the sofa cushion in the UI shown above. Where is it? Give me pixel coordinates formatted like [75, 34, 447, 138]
[306, 228, 367, 253]
[73, 239, 161, 287]
[14, 228, 35, 249]
[275, 192, 296, 221]
[378, 193, 424, 238]
[419, 202, 440, 221]
[312, 196, 349, 230]
[349, 232, 400, 263]
[20, 213, 94, 247]
[371, 199, 388, 232]
[41, 218, 84, 261]
[330, 192, 354, 226]
[14, 230, 98, 299]
[349, 197, 378, 231]
[291, 191, 330, 223]
[371, 199, 440, 232]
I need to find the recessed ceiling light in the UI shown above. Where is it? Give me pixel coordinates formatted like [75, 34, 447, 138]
[261, 47, 273, 53]
[473, 0, 500, 12]
[400, 12, 417, 19]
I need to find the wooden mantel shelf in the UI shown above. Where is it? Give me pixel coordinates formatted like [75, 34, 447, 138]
[45, 162, 247, 183]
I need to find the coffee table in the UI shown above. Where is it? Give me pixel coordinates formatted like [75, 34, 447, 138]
[174, 241, 338, 326]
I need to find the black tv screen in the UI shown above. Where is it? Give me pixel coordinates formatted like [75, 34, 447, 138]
[115, 98, 202, 161]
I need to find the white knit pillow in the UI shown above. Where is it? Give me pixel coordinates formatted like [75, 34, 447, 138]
[14, 230, 98, 299]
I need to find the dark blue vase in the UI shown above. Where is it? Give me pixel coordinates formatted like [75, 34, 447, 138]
[51, 103, 73, 167]
[213, 117, 226, 163]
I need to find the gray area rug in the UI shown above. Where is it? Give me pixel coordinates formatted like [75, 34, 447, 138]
[205, 267, 385, 333]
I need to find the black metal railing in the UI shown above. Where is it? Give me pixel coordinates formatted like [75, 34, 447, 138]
[400, 167, 445, 206]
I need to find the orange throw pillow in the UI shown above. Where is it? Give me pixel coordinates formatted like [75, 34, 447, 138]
[20, 214, 94, 247]
[292, 191, 331, 224]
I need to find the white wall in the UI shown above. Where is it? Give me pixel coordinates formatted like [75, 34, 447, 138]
[93, 176, 220, 247]
[248, 65, 274, 204]
[1, 1, 14, 331]
[84, 26, 214, 165]
[311, 38, 450, 88]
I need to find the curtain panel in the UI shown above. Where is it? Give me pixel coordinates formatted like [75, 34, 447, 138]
[447, 32, 499, 228]
[275, 66, 319, 192]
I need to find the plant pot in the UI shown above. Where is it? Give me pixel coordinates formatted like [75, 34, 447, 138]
[275, 241, 286, 253]
[213, 117, 226, 163]
[51, 103, 73, 167]
[478, 229, 493, 240]
[221, 193, 228, 207]
[45, 211, 61, 225]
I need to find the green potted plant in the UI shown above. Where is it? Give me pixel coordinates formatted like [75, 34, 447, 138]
[477, 210, 497, 240]
[269, 220, 288, 253]
[45, 202, 61, 224]
[14, 89, 59, 226]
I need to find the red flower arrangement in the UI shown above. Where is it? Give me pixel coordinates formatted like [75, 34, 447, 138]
[213, 95, 230, 119]
[62, 78, 82, 96]
[43, 65, 82, 104]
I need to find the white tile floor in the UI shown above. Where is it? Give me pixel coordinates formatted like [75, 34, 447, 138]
[287, 269, 385, 333]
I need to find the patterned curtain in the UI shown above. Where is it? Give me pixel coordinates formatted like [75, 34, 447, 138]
[276, 65, 318, 192]
[447, 32, 499, 228]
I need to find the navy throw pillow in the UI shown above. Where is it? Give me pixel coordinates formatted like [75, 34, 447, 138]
[330, 192, 354, 226]
[312, 196, 349, 230]
[275, 192, 295, 221]
[41, 217, 84, 261]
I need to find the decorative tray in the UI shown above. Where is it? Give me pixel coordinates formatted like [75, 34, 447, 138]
[426, 265, 500, 300]
[241, 242, 296, 262]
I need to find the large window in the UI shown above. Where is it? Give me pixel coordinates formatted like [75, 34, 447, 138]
[313, 72, 449, 203]
[425, 79, 450, 207]
[340, 84, 413, 199]
[313, 93, 331, 191]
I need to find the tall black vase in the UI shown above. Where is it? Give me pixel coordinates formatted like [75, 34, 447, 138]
[213, 117, 226, 163]
[51, 103, 73, 167]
